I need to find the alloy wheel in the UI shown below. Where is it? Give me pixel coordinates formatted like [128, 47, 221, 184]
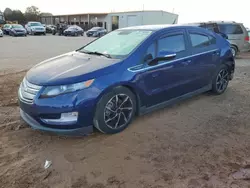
[216, 69, 229, 92]
[104, 94, 133, 129]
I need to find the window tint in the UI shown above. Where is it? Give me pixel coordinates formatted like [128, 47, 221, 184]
[190, 33, 215, 48]
[158, 34, 185, 53]
[218, 24, 243, 34]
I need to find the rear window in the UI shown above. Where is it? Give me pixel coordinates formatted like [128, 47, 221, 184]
[218, 24, 243, 34]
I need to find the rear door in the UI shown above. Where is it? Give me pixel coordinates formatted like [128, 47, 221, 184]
[187, 29, 220, 87]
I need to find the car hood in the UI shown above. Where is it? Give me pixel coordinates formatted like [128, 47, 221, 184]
[31, 26, 45, 29]
[26, 51, 122, 86]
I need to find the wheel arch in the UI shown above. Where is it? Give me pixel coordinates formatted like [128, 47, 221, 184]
[222, 58, 235, 73]
[231, 44, 239, 52]
[96, 83, 142, 116]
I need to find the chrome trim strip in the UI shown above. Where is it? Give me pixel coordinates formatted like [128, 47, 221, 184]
[19, 78, 42, 104]
[127, 49, 219, 73]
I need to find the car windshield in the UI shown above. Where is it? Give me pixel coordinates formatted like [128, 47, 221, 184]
[4, 24, 11, 28]
[248, 31, 250, 36]
[30, 22, 42, 26]
[79, 30, 153, 58]
[12, 24, 23, 28]
[90, 27, 100, 31]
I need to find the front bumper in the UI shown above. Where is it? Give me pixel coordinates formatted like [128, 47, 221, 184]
[86, 32, 97, 37]
[20, 109, 93, 136]
[14, 32, 26, 36]
[32, 30, 45, 34]
[18, 84, 101, 136]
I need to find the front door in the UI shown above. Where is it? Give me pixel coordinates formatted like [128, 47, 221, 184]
[137, 29, 195, 107]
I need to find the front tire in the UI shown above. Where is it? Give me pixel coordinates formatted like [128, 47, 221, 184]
[94, 87, 137, 134]
[212, 64, 229, 95]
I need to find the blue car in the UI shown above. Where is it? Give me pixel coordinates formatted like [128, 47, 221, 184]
[18, 25, 235, 135]
[9, 24, 27, 37]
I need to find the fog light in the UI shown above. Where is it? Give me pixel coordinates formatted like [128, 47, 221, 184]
[41, 112, 78, 125]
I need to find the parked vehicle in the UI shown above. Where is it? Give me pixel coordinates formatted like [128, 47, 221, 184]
[9, 24, 27, 37]
[86, 27, 107, 37]
[45, 25, 56, 33]
[18, 25, 235, 135]
[52, 23, 68, 35]
[2, 24, 12, 35]
[63, 25, 84, 36]
[25, 21, 46, 35]
[247, 29, 250, 44]
[0, 29, 3, 37]
[193, 21, 250, 57]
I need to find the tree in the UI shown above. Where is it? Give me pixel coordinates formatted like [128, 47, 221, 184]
[12, 10, 26, 24]
[39, 12, 53, 17]
[25, 6, 40, 21]
[3, 8, 13, 20]
[3, 8, 26, 24]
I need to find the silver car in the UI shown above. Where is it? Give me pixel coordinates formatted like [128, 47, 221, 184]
[247, 29, 250, 45]
[0, 29, 3, 37]
[216, 22, 250, 57]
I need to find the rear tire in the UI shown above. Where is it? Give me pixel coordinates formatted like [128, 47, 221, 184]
[94, 87, 137, 134]
[211, 64, 229, 95]
[231, 46, 237, 58]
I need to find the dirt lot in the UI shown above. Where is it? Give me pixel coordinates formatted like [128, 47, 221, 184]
[1, 36, 250, 188]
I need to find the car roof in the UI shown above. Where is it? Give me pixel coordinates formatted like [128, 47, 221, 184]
[118, 24, 206, 31]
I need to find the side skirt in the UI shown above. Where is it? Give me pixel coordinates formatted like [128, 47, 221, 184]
[139, 84, 212, 115]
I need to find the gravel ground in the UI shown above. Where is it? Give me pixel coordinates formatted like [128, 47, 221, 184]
[1, 36, 250, 188]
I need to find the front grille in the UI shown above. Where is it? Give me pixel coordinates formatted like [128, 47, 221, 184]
[19, 78, 42, 104]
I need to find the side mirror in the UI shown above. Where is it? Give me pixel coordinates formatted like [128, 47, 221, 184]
[148, 51, 176, 66]
[144, 53, 153, 62]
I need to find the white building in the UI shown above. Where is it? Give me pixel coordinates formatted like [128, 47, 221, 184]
[106, 10, 178, 31]
[40, 10, 178, 32]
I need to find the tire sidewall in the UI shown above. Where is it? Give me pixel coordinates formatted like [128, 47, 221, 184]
[231, 46, 237, 57]
[94, 87, 136, 134]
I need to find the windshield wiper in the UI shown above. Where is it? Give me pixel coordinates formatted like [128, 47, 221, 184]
[80, 50, 111, 58]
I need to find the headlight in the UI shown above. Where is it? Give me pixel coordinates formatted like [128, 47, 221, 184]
[40, 79, 94, 98]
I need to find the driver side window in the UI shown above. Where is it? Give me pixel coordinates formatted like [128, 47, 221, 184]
[157, 34, 186, 55]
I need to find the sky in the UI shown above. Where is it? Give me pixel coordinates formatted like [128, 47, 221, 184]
[1, 0, 250, 28]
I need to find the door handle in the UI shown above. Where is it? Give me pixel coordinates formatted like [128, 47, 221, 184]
[212, 51, 220, 56]
[182, 59, 191, 66]
[152, 72, 159, 77]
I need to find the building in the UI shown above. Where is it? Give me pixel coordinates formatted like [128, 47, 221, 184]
[0, 11, 5, 23]
[40, 10, 178, 31]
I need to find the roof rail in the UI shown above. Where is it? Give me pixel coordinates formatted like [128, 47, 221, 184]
[208, 20, 236, 23]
